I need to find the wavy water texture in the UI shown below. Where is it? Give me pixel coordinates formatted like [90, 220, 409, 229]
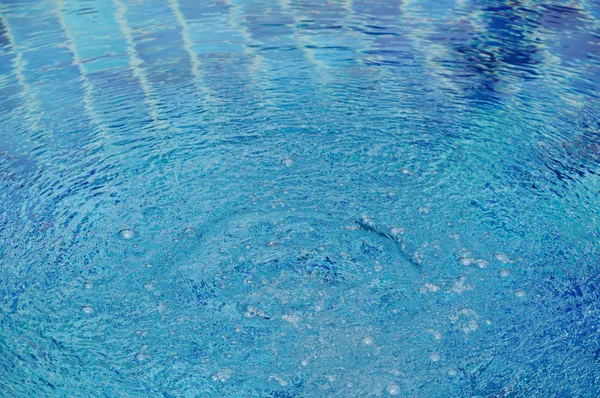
[1, 0, 600, 397]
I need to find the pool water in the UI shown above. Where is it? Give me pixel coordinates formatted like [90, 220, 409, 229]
[1, 0, 600, 396]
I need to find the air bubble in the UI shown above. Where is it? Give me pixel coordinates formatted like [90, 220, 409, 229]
[362, 336, 374, 346]
[386, 384, 401, 395]
[135, 352, 148, 361]
[269, 374, 289, 386]
[266, 241, 279, 247]
[429, 353, 440, 362]
[514, 289, 527, 297]
[498, 269, 510, 277]
[84, 281, 93, 289]
[475, 259, 488, 269]
[282, 314, 301, 327]
[281, 158, 294, 167]
[81, 305, 94, 314]
[119, 229, 135, 240]
[390, 227, 404, 236]
[458, 257, 473, 266]
[424, 283, 440, 293]
[428, 329, 442, 340]
[183, 226, 195, 238]
[361, 215, 374, 226]
[494, 252, 511, 263]
[211, 368, 233, 383]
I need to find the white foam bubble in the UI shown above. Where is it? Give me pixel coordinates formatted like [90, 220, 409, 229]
[84, 281, 93, 289]
[429, 352, 440, 362]
[361, 215, 374, 225]
[269, 374, 289, 386]
[281, 158, 294, 167]
[462, 320, 479, 333]
[282, 314, 301, 327]
[514, 289, 527, 297]
[266, 240, 279, 247]
[498, 269, 510, 277]
[451, 276, 473, 294]
[386, 384, 400, 395]
[211, 368, 234, 382]
[135, 352, 148, 361]
[362, 336, 374, 346]
[458, 257, 473, 266]
[424, 283, 440, 293]
[119, 229, 135, 240]
[390, 227, 405, 236]
[494, 252, 511, 263]
[81, 305, 94, 314]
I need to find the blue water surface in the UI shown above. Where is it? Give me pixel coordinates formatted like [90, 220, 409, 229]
[1, 0, 600, 396]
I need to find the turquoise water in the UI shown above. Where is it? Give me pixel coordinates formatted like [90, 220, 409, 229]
[1, 0, 600, 396]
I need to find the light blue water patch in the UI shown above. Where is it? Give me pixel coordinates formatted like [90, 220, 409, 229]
[1, 0, 600, 397]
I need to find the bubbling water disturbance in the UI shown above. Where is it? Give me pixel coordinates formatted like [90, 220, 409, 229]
[0, 0, 599, 396]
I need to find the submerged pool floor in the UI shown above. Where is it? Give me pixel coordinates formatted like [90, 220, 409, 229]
[1, 0, 600, 397]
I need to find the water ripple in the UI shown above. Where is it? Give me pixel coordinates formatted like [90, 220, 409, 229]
[1, 0, 600, 396]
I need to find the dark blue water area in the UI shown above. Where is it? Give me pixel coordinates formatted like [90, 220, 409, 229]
[1, 0, 600, 397]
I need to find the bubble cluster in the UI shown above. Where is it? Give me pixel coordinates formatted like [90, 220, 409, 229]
[423, 283, 440, 293]
[211, 368, 234, 383]
[245, 306, 269, 319]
